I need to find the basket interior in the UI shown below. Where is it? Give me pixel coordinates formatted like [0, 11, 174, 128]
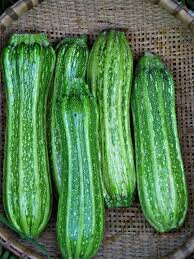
[0, 0, 194, 258]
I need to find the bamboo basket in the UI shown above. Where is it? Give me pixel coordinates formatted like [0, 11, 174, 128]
[0, 0, 194, 258]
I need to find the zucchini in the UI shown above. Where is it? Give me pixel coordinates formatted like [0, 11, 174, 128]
[2, 34, 55, 238]
[87, 30, 136, 208]
[51, 36, 88, 194]
[56, 81, 104, 258]
[131, 53, 188, 232]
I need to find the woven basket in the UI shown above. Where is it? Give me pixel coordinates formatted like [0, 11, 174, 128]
[0, 0, 194, 258]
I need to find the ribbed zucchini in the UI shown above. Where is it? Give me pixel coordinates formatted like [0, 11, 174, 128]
[87, 30, 136, 208]
[131, 53, 188, 232]
[2, 34, 55, 238]
[51, 36, 88, 194]
[57, 81, 104, 258]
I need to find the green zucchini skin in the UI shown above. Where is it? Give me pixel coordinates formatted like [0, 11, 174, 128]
[87, 30, 136, 208]
[131, 53, 188, 232]
[57, 84, 104, 259]
[2, 34, 55, 238]
[51, 36, 88, 194]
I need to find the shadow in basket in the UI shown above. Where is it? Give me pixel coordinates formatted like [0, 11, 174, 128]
[179, 0, 194, 10]
[0, 0, 18, 15]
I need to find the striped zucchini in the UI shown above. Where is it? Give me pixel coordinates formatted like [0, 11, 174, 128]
[2, 34, 55, 238]
[57, 82, 104, 258]
[87, 30, 136, 208]
[131, 53, 188, 232]
[51, 36, 88, 194]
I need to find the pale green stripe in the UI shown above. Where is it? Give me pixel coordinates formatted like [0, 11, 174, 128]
[32, 46, 41, 235]
[18, 45, 29, 235]
[156, 71, 175, 226]
[133, 76, 161, 229]
[64, 112, 72, 257]
[143, 72, 165, 230]
[83, 98, 95, 257]
[74, 113, 84, 258]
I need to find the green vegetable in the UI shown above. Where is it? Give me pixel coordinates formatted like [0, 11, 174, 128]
[2, 33, 55, 238]
[56, 81, 104, 259]
[87, 30, 136, 208]
[50, 36, 88, 194]
[131, 53, 188, 232]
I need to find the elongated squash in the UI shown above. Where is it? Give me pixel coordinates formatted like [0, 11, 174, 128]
[131, 53, 188, 232]
[57, 81, 104, 258]
[2, 34, 55, 238]
[87, 30, 136, 208]
[51, 36, 88, 194]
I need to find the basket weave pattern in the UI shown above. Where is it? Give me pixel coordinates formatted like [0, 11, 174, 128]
[0, 0, 194, 258]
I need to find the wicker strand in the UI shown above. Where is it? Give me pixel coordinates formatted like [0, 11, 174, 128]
[0, 226, 43, 258]
[0, 214, 50, 258]
[149, 0, 194, 33]
[167, 236, 194, 259]
[0, 0, 43, 34]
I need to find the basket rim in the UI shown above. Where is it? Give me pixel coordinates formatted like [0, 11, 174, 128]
[153, 0, 194, 33]
[0, 225, 43, 258]
[0, 0, 194, 259]
[0, 0, 193, 34]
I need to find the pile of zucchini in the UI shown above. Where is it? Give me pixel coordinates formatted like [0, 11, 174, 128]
[2, 30, 188, 258]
